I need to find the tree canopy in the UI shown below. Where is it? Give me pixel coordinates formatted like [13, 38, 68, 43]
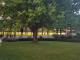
[0, 0, 80, 42]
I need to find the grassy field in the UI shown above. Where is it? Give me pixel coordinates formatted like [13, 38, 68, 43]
[0, 41, 80, 60]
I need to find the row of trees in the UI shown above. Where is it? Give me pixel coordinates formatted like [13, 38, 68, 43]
[0, 0, 80, 42]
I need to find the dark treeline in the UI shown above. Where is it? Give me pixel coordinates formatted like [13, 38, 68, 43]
[0, 0, 80, 42]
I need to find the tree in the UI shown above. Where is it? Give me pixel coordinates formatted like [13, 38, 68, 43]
[26, 0, 55, 42]
[1, 0, 80, 42]
[63, 0, 80, 35]
[0, 0, 56, 42]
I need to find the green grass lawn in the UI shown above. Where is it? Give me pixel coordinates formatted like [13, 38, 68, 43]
[0, 41, 80, 60]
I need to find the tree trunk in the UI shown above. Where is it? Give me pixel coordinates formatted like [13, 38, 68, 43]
[13, 31, 16, 38]
[47, 29, 49, 36]
[60, 28, 62, 36]
[31, 28, 38, 43]
[42, 27, 44, 36]
[33, 30, 38, 42]
[56, 29, 58, 35]
[70, 27, 72, 34]
[20, 27, 24, 37]
[9, 28, 12, 38]
[70, 27, 72, 37]
[2, 29, 4, 37]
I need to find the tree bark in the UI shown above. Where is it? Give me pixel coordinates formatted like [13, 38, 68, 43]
[20, 27, 24, 36]
[2, 29, 4, 37]
[42, 27, 44, 35]
[47, 29, 49, 36]
[60, 28, 62, 36]
[31, 28, 38, 43]
[56, 29, 58, 35]
[33, 30, 38, 42]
